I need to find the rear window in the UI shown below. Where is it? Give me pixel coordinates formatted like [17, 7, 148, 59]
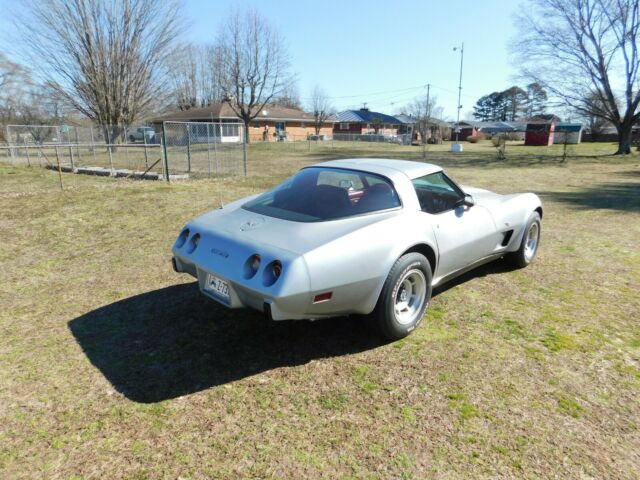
[242, 167, 401, 222]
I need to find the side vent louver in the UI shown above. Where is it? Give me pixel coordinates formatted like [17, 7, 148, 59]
[501, 230, 514, 247]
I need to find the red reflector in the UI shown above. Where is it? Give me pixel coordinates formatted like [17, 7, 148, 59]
[313, 292, 333, 303]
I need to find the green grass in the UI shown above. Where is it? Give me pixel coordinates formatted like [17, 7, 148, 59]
[1, 141, 639, 479]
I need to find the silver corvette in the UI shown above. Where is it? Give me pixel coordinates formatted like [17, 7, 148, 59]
[172, 159, 542, 339]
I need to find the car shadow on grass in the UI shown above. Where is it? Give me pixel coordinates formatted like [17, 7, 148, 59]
[68, 282, 388, 403]
[432, 258, 518, 296]
[539, 181, 640, 211]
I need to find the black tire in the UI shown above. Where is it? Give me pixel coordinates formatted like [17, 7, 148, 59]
[508, 211, 541, 268]
[372, 253, 432, 340]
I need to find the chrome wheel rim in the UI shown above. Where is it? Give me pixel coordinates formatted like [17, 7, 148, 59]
[393, 269, 427, 325]
[524, 222, 539, 262]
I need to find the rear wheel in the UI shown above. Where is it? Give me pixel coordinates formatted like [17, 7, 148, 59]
[508, 211, 541, 268]
[372, 253, 432, 340]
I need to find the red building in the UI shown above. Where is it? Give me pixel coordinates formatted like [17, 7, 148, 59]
[525, 117, 557, 146]
[452, 121, 477, 141]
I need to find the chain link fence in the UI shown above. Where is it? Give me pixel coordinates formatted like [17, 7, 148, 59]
[2, 124, 163, 177]
[161, 121, 246, 178]
[1, 122, 426, 181]
[1, 121, 248, 180]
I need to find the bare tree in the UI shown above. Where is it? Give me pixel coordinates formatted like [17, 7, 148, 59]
[309, 86, 333, 135]
[0, 55, 31, 124]
[167, 43, 225, 110]
[217, 10, 291, 142]
[408, 94, 444, 143]
[275, 82, 302, 109]
[579, 90, 612, 140]
[15, 0, 183, 135]
[514, 0, 640, 154]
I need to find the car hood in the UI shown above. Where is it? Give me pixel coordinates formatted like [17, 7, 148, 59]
[188, 197, 402, 256]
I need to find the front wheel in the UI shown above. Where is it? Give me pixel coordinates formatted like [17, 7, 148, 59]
[372, 253, 432, 340]
[508, 211, 541, 268]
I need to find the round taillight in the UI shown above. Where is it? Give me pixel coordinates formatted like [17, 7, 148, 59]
[187, 233, 200, 253]
[243, 254, 261, 279]
[263, 260, 283, 286]
[176, 228, 189, 248]
[272, 261, 282, 278]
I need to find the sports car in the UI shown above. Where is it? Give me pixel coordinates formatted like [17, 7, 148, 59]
[172, 158, 542, 340]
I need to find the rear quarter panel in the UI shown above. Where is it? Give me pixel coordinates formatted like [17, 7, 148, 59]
[302, 210, 438, 315]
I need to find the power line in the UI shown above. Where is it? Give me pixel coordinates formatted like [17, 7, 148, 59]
[299, 83, 428, 101]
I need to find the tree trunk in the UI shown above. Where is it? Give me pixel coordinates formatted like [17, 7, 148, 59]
[615, 122, 633, 155]
[243, 119, 250, 144]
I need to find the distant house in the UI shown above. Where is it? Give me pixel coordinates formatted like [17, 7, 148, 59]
[334, 108, 403, 136]
[553, 123, 583, 144]
[151, 103, 333, 142]
[397, 114, 451, 143]
[450, 121, 477, 141]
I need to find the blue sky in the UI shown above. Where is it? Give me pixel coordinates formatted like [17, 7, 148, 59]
[183, 0, 521, 118]
[1, 0, 521, 119]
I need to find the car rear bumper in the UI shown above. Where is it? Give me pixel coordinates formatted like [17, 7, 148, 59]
[172, 256, 312, 321]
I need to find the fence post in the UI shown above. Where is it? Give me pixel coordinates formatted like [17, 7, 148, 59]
[24, 139, 31, 167]
[143, 133, 149, 168]
[161, 122, 170, 183]
[186, 125, 192, 173]
[214, 122, 219, 174]
[6, 126, 15, 160]
[68, 133, 75, 170]
[242, 124, 248, 176]
[54, 145, 63, 190]
[90, 127, 97, 165]
[74, 127, 81, 165]
[107, 128, 114, 172]
[123, 127, 130, 169]
[206, 124, 212, 177]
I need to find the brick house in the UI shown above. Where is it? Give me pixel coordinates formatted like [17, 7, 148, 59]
[152, 103, 333, 142]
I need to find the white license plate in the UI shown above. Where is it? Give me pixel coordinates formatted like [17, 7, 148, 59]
[205, 273, 230, 300]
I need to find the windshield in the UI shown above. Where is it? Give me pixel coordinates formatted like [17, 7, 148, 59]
[242, 167, 401, 222]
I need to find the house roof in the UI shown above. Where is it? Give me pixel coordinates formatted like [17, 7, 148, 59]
[554, 123, 583, 132]
[476, 121, 527, 133]
[394, 114, 417, 124]
[151, 103, 319, 123]
[335, 108, 402, 125]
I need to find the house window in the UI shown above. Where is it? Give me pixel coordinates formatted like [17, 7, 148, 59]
[275, 122, 286, 132]
[300, 122, 306, 128]
[340, 123, 349, 130]
[252, 121, 260, 128]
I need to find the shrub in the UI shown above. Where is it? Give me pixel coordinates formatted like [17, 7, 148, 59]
[467, 135, 479, 143]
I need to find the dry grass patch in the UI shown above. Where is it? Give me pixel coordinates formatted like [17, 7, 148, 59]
[1, 142, 639, 479]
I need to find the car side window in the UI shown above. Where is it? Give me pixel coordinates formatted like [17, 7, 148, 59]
[412, 172, 464, 214]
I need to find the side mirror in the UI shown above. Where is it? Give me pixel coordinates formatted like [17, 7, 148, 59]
[462, 194, 475, 208]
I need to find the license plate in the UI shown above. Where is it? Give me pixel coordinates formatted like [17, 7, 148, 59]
[205, 273, 230, 301]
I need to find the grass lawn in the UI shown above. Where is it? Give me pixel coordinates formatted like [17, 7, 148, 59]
[0, 141, 639, 479]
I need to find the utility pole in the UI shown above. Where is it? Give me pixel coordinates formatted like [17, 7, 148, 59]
[452, 43, 464, 152]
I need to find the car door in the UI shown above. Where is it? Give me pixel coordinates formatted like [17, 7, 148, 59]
[412, 172, 499, 278]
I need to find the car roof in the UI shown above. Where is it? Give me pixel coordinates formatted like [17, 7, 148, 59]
[309, 158, 442, 181]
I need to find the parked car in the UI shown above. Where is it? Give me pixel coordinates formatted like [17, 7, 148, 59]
[128, 127, 156, 143]
[172, 159, 542, 340]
